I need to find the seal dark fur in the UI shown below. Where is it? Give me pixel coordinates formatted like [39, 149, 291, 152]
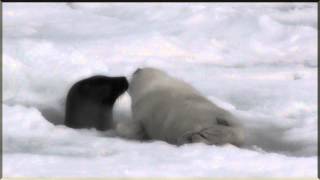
[65, 75, 128, 131]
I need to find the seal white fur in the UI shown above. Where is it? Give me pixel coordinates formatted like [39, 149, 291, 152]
[124, 67, 244, 146]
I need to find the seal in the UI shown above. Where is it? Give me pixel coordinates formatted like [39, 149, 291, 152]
[126, 67, 244, 146]
[65, 75, 128, 131]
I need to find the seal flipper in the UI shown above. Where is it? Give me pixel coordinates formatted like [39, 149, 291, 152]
[177, 131, 209, 145]
[216, 117, 230, 126]
[177, 125, 243, 146]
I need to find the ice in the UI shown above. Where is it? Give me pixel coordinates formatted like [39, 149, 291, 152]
[3, 2, 317, 177]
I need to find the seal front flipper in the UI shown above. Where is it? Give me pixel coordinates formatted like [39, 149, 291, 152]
[177, 125, 243, 146]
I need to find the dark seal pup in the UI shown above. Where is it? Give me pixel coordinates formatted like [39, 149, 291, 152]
[65, 75, 128, 131]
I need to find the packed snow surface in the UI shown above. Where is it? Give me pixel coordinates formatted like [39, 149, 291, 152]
[3, 3, 317, 177]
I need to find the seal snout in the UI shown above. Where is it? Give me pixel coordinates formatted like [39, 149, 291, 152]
[113, 76, 129, 95]
[120, 76, 129, 90]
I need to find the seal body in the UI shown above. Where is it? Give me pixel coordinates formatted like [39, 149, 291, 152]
[65, 75, 128, 131]
[127, 67, 243, 146]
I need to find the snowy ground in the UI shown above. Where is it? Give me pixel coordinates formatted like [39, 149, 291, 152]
[3, 3, 318, 177]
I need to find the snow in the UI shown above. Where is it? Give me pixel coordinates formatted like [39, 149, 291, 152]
[3, 2, 317, 177]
